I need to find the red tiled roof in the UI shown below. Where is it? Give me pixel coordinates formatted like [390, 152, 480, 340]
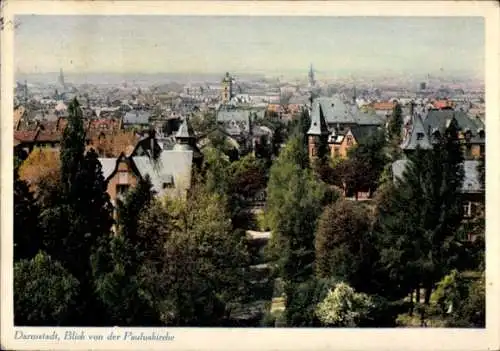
[37, 130, 63, 142]
[372, 102, 394, 110]
[433, 100, 454, 109]
[14, 130, 37, 142]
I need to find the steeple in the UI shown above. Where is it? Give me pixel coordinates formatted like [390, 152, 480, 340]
[308, 63, 315, 87]
[307, 102, 329, 136]
[58, 68, 66, 89]
[174, 117, 196, 147]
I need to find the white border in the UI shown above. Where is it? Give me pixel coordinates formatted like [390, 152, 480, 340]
[1, 1, 499, 351]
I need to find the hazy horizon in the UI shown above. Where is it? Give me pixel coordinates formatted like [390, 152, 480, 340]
[15, 15, 484, 81]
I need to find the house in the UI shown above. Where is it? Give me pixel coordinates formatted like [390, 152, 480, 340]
[98, 118, 202, 206]
[308, 100, 382, 160]
[391, 158, 484, 224]
[310, 96, 384, 135]
[422, 110, 485, 159]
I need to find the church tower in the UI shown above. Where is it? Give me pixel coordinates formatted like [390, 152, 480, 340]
[221, 72, 233, 104]
[308, 63, 315, 88]
[307, 101, 329, 160]
[58, 68, 66, 90]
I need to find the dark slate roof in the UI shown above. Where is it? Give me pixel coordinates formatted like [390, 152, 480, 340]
[307, 103, 329, 135]
[400, 114, 433, 150]
[123, 110, 151, 125]
[349, 125, 380, 143]
[423, 110, 485, 144]
[391, 159, 482, 193]
[311, 96, 384, 126]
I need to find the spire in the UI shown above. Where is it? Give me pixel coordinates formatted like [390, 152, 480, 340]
[307, 102, 329, 136]
[308, 63, 315, 87]
[58, 68, 66, 88]
[175, 117, 195, 141]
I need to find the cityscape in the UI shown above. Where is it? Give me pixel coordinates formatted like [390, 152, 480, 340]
[12, 15, 485, 329]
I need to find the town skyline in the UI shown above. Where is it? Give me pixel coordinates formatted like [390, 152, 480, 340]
[15, 16, 484, 80]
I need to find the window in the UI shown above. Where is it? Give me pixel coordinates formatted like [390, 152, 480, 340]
[116, 184, 130, 198]
[463, 201, 472, 218]
[465, 144, 472, 158]
[417, 132, 424, 141]
[162, 182, 174, 189]
[346, 136, 354, 146]
[118, 171, 129, 184]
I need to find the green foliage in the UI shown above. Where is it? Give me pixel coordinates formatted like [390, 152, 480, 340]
[116, 175, 155, 248]
[373, 130, 465, 302]
[92, 235, 161, 326]
[14, 167, 41, 261]
[344, 129, 388, 197]
[14, 252, 80, 326]
[136, 185, 250, 326]
[203, 146, 232, 197]
[60, 98, 86, 195]
[284, 277, 336, 327]
[428, 270, 485, 327]
[266, 137, 327, 283]
[315, 282, 375, 327]
[315, 199, 375, 293]
[388, 102, 403, 142]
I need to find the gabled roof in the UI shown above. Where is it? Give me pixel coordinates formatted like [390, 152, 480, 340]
[423, 110, 485, 144]
[311, 96, 384, 126]
[349, 125, 380, 143]
[176, 118, 195, 139]
[400, 114, 433, 150]
[132, 149, 194, 195]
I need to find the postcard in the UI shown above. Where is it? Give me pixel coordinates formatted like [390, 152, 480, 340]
[1, 1, 499, 350]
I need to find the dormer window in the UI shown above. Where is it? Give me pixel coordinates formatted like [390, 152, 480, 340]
[346, 135, 354, 146]
[478, 129, 485, 139]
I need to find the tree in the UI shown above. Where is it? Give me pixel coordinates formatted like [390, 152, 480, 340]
[227, 154, 268, 229]
[283, 277, 336, 327]
[92, 234, 161, 326]
[18, 147, 61, 204]
[265, 136, 327, 326]
[315, 282, 374, 327]
[116, 175, 155, 249]
[37, 99, 114, 324]
[344, 129, 388, 198]
[14, 166, 41, 261]
[60, 98, 86, 196]
[388, 102, 403, 142]
[429, 270, 485, 327]
[14, 252, 80, 326]
[373, 123, 465, 316]
[135, 184, 250, 326]
[91, 175, 160, 326]
[315, 200, 374, 293]
[202, 146, 232, 197]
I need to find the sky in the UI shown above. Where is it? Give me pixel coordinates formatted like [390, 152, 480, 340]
[14, 15, 484, 79]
